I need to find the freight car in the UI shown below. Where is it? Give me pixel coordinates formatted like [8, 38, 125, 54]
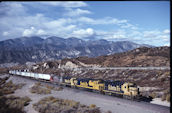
[9, 70, 140, 99]
[9, 70, 53, 81]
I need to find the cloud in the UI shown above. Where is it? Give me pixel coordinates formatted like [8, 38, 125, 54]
[163, 29, 170, 34]
[164, 43, 170, 46]
[120, 23, 138, 30]
[77, 17, 128, 25]
[143, 30, 161, 38]
[72, 28, 95, 38]
[93, 29, 128, 41]
[0, 2, 27, 17]
[22, 27, 36, 36]
[2, 31, 9, 36]
[40, 1, 87, 7]
[37, 29, 46, 35]
[64, 8, 92, 17]
[0, 2, 169, 46]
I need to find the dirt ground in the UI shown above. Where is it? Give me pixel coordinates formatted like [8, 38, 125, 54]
[2, 74, 170, 113]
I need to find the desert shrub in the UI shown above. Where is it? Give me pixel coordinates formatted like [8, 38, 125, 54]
[0, 95, 31, 113]
[166, 94, 170, 102]
[45, 85, 54, 89]
[0, 68, 9, 74]
[164, 89, 170, 94]
[161, 94, 166, 101]
[0, 78, 25, 96]
[45, 85, 63, 91]
[35, 82, 42, 86]
[68, 100, 80, 108]
[80, 104, 87, 108]
[89, 104, 96, 108]
[55, 86, 63, 91]
[33, 96, 102, 113]
[106, 110, 112, 113]
[150, 92, 157, 99]
[6, 96, 31, 109]
[30, 83, 51, 94]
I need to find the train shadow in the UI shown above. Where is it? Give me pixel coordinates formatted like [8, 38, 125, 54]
[139, 96, 153, 102]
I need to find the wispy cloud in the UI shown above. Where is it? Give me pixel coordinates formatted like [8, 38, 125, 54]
[0, 2, 170, 46]
[39, 1, 87, 7]
[77, 17, 128, 25]
[64, 8, 92, 17]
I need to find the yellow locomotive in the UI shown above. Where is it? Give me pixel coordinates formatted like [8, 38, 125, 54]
[62, 77, 140, 99]
[9, 70, 140, 100]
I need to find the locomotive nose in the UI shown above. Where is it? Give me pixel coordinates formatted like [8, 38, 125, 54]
[50, 76, 53, 81]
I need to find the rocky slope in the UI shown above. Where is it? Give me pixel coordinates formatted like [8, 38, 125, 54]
[27, 46, 170, 99]
[0, 36, 149, 64]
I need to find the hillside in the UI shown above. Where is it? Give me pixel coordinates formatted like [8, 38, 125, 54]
[75, 46, 170, 67]
[25, 46, 170, 99]
[0, 36, 149, 64]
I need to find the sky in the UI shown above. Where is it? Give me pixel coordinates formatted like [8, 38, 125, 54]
[0, 1, 170, 46]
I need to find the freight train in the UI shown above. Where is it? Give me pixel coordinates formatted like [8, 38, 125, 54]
[9, 70, 140, 100]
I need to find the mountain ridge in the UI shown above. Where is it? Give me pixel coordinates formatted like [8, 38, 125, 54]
[0, 36, 152, 64]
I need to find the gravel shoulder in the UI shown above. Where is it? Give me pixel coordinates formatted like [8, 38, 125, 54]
[3, 74, 170, 113]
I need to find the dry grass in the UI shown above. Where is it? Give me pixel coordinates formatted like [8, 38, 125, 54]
[161, 89, 170, 102]
[106, 111, 112, 113]
[30, 81, 65, 95]
[5, 95, 31, 109]
[30, 82, 63, 95]
[0, 68, 9, 74]
[45, 84, 63, 91]
[150, 92, 157, 99]
[54, 86, 63, 91]
[166, 94, 170, 102]
[30, 82, 51, 94]
[33, 96, 102, 113]
[161, 94, 166, 101]
[0, 77, 30, 113]
[89, 104, 96, 108]
[0, 95, 31, 113]
[0, 77, 25, 96]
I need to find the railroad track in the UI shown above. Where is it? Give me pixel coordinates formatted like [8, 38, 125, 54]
[61, 66, 170, 70]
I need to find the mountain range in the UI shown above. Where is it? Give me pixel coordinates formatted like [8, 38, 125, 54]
[0, 36, 151, 64]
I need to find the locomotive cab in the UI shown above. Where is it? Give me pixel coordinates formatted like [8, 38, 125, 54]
[122, 83, 139, 98]
[128, 83, 139, 97]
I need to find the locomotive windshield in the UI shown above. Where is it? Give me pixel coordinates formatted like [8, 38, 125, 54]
[129, 84, 137, 87]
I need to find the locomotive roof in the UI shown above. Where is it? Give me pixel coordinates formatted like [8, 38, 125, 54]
[76, 78, 104, 82]
[104, 80, 125, 86]
[63, 76, 72, 79]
